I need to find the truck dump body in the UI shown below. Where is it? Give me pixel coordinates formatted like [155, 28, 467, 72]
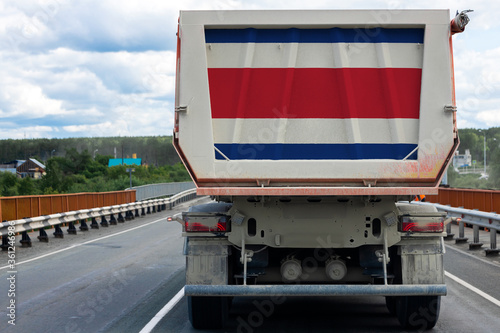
[174, 10, 458, 195]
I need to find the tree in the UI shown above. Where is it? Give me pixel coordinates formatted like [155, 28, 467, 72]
[64, 148, 92, 174]
[488, 149, 500, 189]
[18, 177, 35, 195]
[458, 129, 480, 160]
[0, 172, 18, 196]
[40, 158, 64, 193]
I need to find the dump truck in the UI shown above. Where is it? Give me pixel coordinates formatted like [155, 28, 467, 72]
[171, 9, 471, 330]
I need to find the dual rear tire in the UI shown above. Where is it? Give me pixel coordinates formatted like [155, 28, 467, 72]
[386, 295, 441, 330]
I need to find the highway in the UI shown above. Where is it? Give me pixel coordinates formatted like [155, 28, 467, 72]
[1, 199, 500, 333]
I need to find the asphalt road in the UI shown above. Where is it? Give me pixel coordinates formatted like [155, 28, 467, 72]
[149, 244, 500, 333]
[0, 198, 195, 333]
[1, 200, 499, 333]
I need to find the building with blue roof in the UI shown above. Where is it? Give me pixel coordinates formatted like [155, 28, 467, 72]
[108, 158, 142, 167]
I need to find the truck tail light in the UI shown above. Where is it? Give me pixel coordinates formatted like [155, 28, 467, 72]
[401, 216, 444, 233]
[184, 217, 229, 233]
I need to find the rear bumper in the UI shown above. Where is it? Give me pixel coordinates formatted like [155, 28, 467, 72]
[185, 284, 447, 297]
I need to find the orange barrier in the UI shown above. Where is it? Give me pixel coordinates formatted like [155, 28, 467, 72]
[426, 188, 500, 213]
[0, 190, 136, 222]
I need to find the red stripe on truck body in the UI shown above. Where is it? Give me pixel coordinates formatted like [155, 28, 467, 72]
[208, 67, 422, 119]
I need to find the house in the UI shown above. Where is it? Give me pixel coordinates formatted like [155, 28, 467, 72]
[0, 159, 46, 178]
[17, 159, 46, 179]
[0, 163, 18, 176]
[0, 160, 24, 177]
[453, 149, 472, 168]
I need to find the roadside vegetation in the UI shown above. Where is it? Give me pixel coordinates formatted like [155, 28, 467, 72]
[0, 137, 190, 196]
[447, 128, 500, 189]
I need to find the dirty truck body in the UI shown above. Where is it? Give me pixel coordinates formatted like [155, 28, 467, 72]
[173, 10, 466, 329]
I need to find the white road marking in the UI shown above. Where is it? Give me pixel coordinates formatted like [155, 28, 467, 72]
[139, 287, 185, 333]
[0, 217, 168, 270]
[445, 270, 500, 307]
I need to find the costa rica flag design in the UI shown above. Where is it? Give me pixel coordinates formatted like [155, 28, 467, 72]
[205, 27, 424, 161]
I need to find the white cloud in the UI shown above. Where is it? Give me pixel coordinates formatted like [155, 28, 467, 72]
[455, 46, 500, 128]
[0, 0, 498, 140]
[476, 108, 500, 126]
[0, 78, 65, 118]
[0, 44, 176, 138]
[63, 122, 116, 134]
[0, 125, 58, 139]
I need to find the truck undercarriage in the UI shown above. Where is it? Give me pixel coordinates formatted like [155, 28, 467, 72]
[180, 196, 447, 330]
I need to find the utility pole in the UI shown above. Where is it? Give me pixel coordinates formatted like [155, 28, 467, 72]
[484, 134, 486, 174]
[479, 129, 487, 175]
[126, 168, 135, 189]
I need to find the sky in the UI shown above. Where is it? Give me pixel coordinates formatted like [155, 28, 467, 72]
[0, 0, 498, 140]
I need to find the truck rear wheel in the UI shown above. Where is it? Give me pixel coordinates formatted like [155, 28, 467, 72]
[396, 295, 441, 330]
[188, 296, 229, 329]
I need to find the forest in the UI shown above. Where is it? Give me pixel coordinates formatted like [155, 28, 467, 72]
[0, 136, 190, 196]
[1, 129, 500, 197]
[0, 136, 180, 166]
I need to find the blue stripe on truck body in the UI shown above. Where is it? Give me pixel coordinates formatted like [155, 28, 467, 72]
[214, 143, 418, 160]
[205, 28, 425, 44]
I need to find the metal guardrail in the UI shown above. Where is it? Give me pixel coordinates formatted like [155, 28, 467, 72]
[0, 189, 197, 249]
[412, 201, 500, 256]
[132, 182, 195, 201]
